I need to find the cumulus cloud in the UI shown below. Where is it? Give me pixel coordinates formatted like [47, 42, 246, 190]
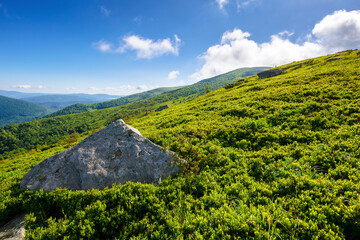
[168, 70, 180, 80]
[88, 87, 99, 91]
[92, 39, 112, 52]
[312, 10, 360, 51]
[117, 35, 181, 59]
[216, 0, 229, 9]
[100, 6, 110, 16]
[236, 0, 259, 11]
[12, 84, 31, 89]
[93, 35, 181, 59]
[192, 10, 360, 80]
[37, 85, 44, 89]
[136, 85, 148, 90]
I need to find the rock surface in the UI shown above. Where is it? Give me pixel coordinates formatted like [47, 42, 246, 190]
[257, 69, 284, 79]
[20, 119, 184, 191]
[155, 104, 170, 112]
[0, 213, 26, 240]
[327, 58, 340, 62]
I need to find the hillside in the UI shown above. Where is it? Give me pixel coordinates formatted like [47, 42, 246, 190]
[21, 93, 122, 111]
[47, 86, 182, 117]
[47, 67, 267, 118]
[1, 50, 360, 238]
[0, 95, 50, 128]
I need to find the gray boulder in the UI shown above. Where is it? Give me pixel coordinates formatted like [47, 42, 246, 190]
[20, 119, 184, 191]
[257, 69, 283, 79]
[155, 104, 170, 112]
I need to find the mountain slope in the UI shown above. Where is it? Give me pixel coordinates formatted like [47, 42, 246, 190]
[1, 50, 360, 238]
[47, 67, 268, 118]
[47, 86, 182, 117]
[21, 93, 122, 111]
[0, 67, 267, 156]
[0, 95, 50, 127]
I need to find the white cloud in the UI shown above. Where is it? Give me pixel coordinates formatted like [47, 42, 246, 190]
[312, 10, 360, 51]
[191, 10, 360, 80]
[168, 70, 180, 80]
[136, 85, 148, 90]
[88, 87, 99, 91]
[66, 87, 76, 91]
[236, 0, 258, 11]
[118, 85, 134, 91]
[104, 87, 116, 91]
[117, 34, 181, 59]
[216, 0, 229, 9]
[37, 85, 44, 89]
[12, 84, 31, 89]
[93, 35, 181, 59]
[92, 39, 112, 52]
[133, 16, 142, 25]
[100, 6, 110, 16]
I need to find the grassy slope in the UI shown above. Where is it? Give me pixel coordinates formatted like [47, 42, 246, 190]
[47, 67, 266, 118]
[0, 95, 50, 128]
[1, 51, 360, 238]
[0, 67, 266, 157]
[46, 87, 182, 117]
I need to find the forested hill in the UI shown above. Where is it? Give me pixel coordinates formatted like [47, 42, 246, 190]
[46, 86, 182, 117]
[1, 50, 360, 238]
[47, 67, 268, 118]
[0, 95, 50, 128]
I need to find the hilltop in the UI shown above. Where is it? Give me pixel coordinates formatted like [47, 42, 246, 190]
[0, 50, 360, 239]
[0, 95, 51, 128]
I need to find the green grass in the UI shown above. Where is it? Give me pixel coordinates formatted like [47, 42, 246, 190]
[0, 50, 360, 239]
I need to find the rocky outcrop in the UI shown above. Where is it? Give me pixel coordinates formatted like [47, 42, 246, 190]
[0, 213, 26, 240]
[155, 104, 170, 112]
[20, 119, 184, 191]
[327, 58, 340, 62]
[257, 69, 283, 79]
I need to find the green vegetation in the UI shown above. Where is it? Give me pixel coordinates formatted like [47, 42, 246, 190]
[47, 87, 183, 117]
[0, 67, 266, 157]
[1, 51, 360, 239]
[0, 95, 51, 128]
[47, 67, 266, 118]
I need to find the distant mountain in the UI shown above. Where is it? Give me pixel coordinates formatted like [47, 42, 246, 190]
[0, 95, 51, 127]
[22, 93, 122, 111]
[47, 67, 269, 118]
[0, 90, 45, 99]
[46, 86, 183, 117]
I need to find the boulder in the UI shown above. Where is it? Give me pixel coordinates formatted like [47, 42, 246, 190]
[20, 119, 184, 191]
[327, 58, 340, 62]
[257, 69, 283, 79]
[0, 213, 26, 240]
[155, 104, 170, 112]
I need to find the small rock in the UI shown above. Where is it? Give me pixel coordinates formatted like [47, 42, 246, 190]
[20, 119, 184, 191]
[0, 213, 26, 240]
[257, 69, 283, 79]
[155, 104, 170, 112]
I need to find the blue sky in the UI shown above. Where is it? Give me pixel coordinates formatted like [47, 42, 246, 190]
[0, 0, 359, 95]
